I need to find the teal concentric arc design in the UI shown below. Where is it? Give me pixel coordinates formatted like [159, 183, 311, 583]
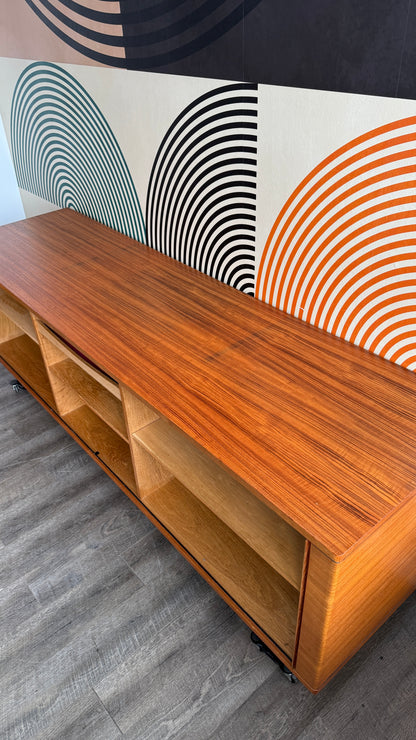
[11, 62, 145, 243]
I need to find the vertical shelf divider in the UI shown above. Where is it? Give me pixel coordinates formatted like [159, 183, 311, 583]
[120, 384, 173, 498]
[34, 316, 83, 416]
[0, 312, 23, 342]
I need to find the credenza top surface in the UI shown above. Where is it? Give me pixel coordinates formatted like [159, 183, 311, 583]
[1, 209, 415, 559]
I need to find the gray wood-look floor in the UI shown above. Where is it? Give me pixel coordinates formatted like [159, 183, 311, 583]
[0, 363, 415, 740]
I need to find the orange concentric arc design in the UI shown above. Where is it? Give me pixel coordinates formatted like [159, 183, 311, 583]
[256, 117, 416, 371]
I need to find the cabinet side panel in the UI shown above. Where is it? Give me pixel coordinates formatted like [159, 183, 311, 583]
[296, 495, 416, 692]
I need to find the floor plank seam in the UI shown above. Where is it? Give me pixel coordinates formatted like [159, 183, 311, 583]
[90, 686, 124, 737]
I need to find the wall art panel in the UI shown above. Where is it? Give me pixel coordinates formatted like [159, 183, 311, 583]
[2, 2, 416, 100]
[0, 58, 59, 219]
[147, 83, 257, 294]
[0, 0, 102, 66]
[245, 0, 413, 99]
[11, 62, 146, 242]
[119, 0, 259, 79]
[396, 0, 416, 101]
[0, 0, 261, 82]
[1, 59, 257, 292]
[256, 85, 416, 371]
[1, 52, 416, 371]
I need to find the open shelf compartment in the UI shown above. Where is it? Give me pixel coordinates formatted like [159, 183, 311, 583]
[36, 322, 121, 399]
[121, 387, 304, 658]
[64, 405, 137, 493]
[0, 300, 55, 408]
[0, 286, 37, 342]
[144, 476, 300, 657]
[35, 321, 134, 491]
[132, 417, 305, 591]
[36, 320, 127, 436]
[49, 358, 128, 440]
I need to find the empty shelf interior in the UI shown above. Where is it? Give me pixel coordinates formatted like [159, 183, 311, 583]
[50, 358, 127, 440]
[0, 287, 37, 342]
[0, 333, 55, 408]
[133, 418, 305, 590]
[37, 322, 120, 399]
[63, 405, 136, 493]
[144, 477, 300, 657]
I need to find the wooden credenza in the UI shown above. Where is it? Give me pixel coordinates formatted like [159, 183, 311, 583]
[0, 209, 414, 693]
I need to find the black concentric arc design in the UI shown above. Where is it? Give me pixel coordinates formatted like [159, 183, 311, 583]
[24, 0, 262, 70]
[146, 83, 257, 295]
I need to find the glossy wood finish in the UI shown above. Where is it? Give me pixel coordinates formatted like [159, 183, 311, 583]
[1, 210, 416, 559]
[295, 494, 416, 692]
[0, 209, 415, 693]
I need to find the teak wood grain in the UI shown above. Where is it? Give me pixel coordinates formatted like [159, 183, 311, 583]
[1, 209, 416, 559]
[295, 494, 416, 692]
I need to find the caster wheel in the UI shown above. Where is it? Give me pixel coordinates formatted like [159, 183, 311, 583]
[10, 380, 26, 393]
[251, 632, 298, 683]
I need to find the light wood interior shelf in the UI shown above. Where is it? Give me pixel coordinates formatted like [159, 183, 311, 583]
[35, 319, 135, 493]
[0, 286, 37, 342]
[50, 359, 128, 440]
[145, 478, 300, 657]
[63, 405, 136, 493]
[37, 321, 120, 399]
[1, 209, 414, 693]
[127, 407, 303, 657]
[133, 418, 305, 590]
[0, 334, 55, 408]
[0, 299, 55, 408]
